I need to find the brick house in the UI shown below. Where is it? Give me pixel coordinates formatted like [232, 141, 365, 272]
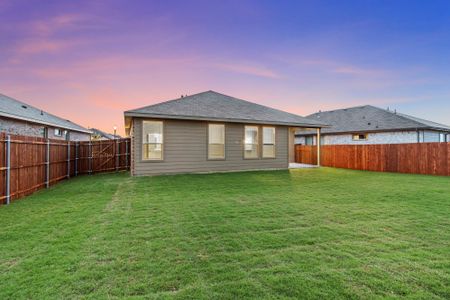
[0, 93, 91, 141]
[296, 105, 450, 145]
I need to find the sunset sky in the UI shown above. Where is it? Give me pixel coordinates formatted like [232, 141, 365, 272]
[1, 0, 450, 135]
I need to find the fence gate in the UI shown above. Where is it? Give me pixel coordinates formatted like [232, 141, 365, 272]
[0, 132, 131, 204]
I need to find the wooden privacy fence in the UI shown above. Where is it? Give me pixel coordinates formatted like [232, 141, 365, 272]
[295, 143, 450, 176]
[0, 132, 131, 205]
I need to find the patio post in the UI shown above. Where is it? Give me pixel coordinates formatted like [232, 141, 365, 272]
[316, 128, 321, 167]
[5, 135, 11, 205]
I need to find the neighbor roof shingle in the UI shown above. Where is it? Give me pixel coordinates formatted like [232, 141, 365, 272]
[297, 105, 450, 135]
[0, 93, 91, 133]
[125, 91, 326, 127]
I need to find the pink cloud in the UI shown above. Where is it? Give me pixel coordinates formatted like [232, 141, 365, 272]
[31, 13, 86, 36]
[212, 62, 280, 79]
[16, 39, 79, 55]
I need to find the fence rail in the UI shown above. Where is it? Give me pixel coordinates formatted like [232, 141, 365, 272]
[295, 143, 450, 176]
[1, 133, 130, 204]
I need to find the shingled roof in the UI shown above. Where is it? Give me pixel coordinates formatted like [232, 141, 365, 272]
[0, 93, 91, 133]
[297, 105, 450, 135]
[124, 91, 326, 127]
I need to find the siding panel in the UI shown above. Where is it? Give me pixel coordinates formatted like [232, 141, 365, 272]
[133, 118, 289, 175]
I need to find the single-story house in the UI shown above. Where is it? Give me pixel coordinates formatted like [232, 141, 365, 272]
[124, 90, 326, 176]
[0, 93, 91, 141]
[90, 128, 120, 140]
[296, 105, 450, 145]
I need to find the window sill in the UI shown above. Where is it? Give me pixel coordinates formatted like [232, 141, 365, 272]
[141, 159, 164, 163]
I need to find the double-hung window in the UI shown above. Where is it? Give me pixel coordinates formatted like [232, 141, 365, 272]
[142, 121, 163, 160]
[208, 124, 225, 159]
[244, 126, 259, 158]
[262, 127, 275, 158]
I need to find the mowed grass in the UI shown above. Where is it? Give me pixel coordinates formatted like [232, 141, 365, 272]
[0, 168, 449, 299]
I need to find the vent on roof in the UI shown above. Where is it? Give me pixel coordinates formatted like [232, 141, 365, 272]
[40, 110, 44, 115]
[368, 122, 371, 125]
[21, 105, 27, 109]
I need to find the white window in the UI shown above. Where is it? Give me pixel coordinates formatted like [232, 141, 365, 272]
[142, 121, 163, 160]
[54, 128, 63, 136]
[244, 126, 259, 158]
[208, 124, 225, 159]
[352, 133, 368, 141]
[262, 127, 275, 158]
[439, 133, 446, 143]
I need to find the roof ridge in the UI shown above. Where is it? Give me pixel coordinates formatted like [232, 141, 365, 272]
[308, 104, 373, 116]
[124, 90, 327, 127]
[125, 90, 213, 112]
[206, 91, 319, 120]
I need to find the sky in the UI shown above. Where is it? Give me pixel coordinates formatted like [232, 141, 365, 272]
[1, 0, 450, 135]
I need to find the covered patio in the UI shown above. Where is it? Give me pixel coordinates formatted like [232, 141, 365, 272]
[288, 126, 322, 168]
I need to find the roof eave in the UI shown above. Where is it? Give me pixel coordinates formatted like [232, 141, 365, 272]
[295, 126, 450, 136]
[124, 112, 328, 128]
[0, 111, 92, 134]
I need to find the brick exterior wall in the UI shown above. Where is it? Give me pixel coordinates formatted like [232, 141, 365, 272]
[0, 116, 90, 141]
[0, 116, 46, 137]
[295, 130, 448, 145]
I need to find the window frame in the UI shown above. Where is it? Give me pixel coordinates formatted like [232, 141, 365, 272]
[243, 125, 259, 159]
[54, 128, 63, 137]
[352, 133, 368, 141]
[207, 123, 226, 160]
[142, 120, 164, 161]
[262, 126, 276, 159]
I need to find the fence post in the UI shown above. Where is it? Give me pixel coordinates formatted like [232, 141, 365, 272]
[116, 139, 119, 172]
[89, 140, 92, 174]
[75, 142, 78, 176]
[5, 135, 11, 205]
[125, 139, 128, 169]
[316, 128, 321, 167]
[45, 139, 50, 188]
[67, 141, 70, 178]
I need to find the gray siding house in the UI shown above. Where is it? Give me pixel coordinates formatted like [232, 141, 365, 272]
[0, 93, 91, 141]
[296, 105, 450, 145]
[124, 91, 325, 176]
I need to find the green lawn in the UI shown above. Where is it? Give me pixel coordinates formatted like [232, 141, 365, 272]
[0, 168, 449, 299]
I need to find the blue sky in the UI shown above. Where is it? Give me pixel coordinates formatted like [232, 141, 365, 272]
[0, 0, 449, 133]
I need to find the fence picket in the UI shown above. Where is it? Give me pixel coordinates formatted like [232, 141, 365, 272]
[0, 135, 131, 204]
[295, 143, 449, 176]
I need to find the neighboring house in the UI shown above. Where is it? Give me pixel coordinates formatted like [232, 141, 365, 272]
[296, 105, 450, 145]
[124, 90, 325, 176]
[91, 128, 120, 140]
[0, 93, 91, 141]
